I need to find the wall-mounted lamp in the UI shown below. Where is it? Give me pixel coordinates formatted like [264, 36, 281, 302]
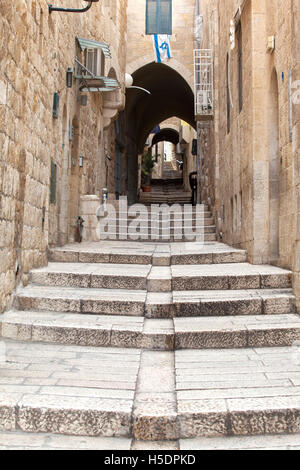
[66, 67, 73, 88]
[125, 73, 151, 95]
[49, 0, 99, 15]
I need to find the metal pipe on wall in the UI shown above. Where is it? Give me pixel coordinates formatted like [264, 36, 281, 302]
[196, 0, 201, 204]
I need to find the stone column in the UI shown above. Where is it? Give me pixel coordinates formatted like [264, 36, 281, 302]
[251, 0, 270, 264]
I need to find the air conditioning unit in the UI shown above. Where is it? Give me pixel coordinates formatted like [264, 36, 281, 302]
[84, 48, 105, 77]
[197, 90, 209, 114]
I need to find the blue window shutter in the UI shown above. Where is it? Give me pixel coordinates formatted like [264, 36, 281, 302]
[50, 161, 57, 205]
[159, 0, 172, 34]
[146, 0, 172, 35]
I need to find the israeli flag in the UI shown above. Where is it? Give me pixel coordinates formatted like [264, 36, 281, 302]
[153, 35, 172, 63]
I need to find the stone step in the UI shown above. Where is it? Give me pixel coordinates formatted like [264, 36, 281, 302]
[0, 311, 174, 351]
[126, 212, 213, 219]
[28, 262, 292, 292]
[174, 314, 300, 349]
[30, 263, 152, 290]
[3, 428, 300, 450]
[171, 289, 296, 317]
[101, 226, 217, 235]
[3, 341, 300, 441]
[179, 434, 300, 450]
[2, 311, 300, 351]
[107, 234, 217, 242]
[0, 341, 140, 438]
[174, 347, 300, 439]
[15, 285, 147, 316]
[139, 193, 192, 196]
[171, 263, 292, 291]
[0, 430, 134, 450]
[15, 285, 295, 318]
[48, 241, 247, 265]
[114, 215, 214, 223]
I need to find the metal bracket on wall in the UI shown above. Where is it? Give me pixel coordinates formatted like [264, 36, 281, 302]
[48, 1, 99, 15]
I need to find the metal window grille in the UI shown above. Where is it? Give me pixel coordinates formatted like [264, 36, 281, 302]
[194, 49, 214, 120]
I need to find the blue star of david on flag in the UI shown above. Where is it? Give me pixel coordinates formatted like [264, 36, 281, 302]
[153, 35, 172, 63]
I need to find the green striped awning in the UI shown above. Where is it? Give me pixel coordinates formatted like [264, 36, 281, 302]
[76, 37, 111, 58]
[79, 77, 120, 92]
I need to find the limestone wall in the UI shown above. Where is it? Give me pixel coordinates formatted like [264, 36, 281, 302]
[0, 0, 128, 313]
[291, 0, 300, 310]
[126, 0, 195, 87]
[214, 0, 296, 267]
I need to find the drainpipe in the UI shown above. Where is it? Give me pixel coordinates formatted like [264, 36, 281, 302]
[196, 0, 201, 204]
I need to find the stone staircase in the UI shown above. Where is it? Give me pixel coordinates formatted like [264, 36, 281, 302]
[104, 203, 217, 242]
[139, 185, 192, 206]
[161, 161, 182, 180]
[1, 240, 300, 448]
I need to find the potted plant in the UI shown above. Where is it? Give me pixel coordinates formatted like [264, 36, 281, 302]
[141, 149, 155, 192]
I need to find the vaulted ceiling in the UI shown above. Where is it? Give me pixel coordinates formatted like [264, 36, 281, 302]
[126, 62, 195, 153]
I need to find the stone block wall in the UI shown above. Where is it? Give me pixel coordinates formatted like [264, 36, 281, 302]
[0, 0, 128, 313]
[215, 0, 296, 268]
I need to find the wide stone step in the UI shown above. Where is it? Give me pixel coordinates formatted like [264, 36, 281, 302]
[30, 263, 152, 290]
[3, 342, 300, 441]
[48, 241, 247, 265]
[15, 285, 147, 316]
[27, 262, 291, 292]
[122, 214, 213, 221]
[101, 228, 217, 238]
[174, 314, 300, 349]
[175, 347, 300, 438]
[172, 289, 295, 317]
[0, 430, 134, 450]
[101, 223, 216, 234]
[103, 234, 217, 243]
[0, 311, 174, 350]
[171, 263, 292, 291]
[2, 311, 300, 350]
[179, 434, 300, 450]
[0, 341, 140, 438]
[15, 285, 295, 318]
[3, 428, 300, 450]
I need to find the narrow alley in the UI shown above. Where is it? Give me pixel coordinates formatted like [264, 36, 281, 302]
[1, 0, 300, 453]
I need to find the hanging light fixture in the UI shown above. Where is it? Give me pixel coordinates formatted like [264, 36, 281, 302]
[125, 73, 151, 95]
[49, 0, 99, 15]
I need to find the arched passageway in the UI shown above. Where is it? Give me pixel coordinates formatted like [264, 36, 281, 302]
[125, 62, 195, 204]
[151, 128, 179, 147]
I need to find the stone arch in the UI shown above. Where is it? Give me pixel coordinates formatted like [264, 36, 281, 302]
[127, 55, 194, 90]
[125, 61, 195, 204]
[157, 123, 180, 132]
[151, 128, 180, 146]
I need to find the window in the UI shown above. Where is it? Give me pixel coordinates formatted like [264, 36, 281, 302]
[237, 22, 243, 113]
[146, 0, 172, 35]
[50, 161, 57, 205]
